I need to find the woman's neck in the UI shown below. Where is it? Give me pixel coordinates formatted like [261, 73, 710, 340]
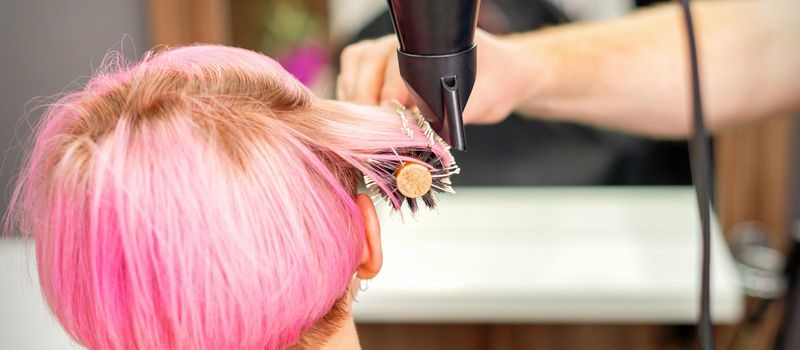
[319, 314, 361, 350]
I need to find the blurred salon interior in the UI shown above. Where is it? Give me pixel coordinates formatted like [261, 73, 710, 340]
[1, 0, 799, 349]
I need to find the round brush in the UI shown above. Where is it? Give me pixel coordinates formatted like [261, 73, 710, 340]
[363, 102, 460, 212]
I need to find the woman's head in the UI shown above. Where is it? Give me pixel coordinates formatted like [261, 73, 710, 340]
[8, 45, 454, 349]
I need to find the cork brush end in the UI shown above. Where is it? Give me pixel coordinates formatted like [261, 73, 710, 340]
[395, 162, 433, 199]
[362, 101, 460, 213]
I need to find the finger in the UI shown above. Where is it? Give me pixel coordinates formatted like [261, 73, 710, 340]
[351, 46, 391, 105]
[338, 41, 369, 101]
[379, 51, 411, 106]
[335, 74, 346, 100]
[351, 36, 399, 105]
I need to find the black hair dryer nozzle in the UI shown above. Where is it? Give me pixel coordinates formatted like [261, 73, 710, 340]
[387, 0, 480, 151]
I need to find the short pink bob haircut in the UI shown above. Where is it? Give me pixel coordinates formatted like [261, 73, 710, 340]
[8, 45, 453, 349]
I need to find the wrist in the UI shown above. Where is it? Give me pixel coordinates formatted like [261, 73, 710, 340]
[500, 32, 555, 116]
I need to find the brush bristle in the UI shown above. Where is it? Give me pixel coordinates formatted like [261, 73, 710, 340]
[363, 102, 460, 212]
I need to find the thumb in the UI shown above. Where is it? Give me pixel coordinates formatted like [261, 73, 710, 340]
[379, 52, 412, 106]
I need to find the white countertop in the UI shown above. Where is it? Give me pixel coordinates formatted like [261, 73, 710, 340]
[1, 239, 80, 349]
[352, 187, 744, 324]
[0, 187, 745, 349]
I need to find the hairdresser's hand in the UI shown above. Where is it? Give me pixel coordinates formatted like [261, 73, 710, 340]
[336, 29, 539, 125]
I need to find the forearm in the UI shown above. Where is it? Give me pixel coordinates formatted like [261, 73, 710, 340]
[507, 1, 800, 138]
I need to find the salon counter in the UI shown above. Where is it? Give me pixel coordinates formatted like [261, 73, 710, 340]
[353, 187, 744, 324]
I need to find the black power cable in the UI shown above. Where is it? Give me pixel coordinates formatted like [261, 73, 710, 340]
[678, 1, 715, 349]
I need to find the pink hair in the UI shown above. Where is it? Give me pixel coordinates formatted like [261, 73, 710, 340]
[7, 45, 453, 349]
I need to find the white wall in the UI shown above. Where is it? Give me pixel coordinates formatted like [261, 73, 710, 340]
[328, 0, 387, 46]
[549, 0, 634, 20]
[1, 240, 82, 349]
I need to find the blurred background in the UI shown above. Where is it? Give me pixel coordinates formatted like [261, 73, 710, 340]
[1, 0, 798, 349]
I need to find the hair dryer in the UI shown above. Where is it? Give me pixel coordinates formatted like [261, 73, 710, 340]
[386, 0, 480, 151]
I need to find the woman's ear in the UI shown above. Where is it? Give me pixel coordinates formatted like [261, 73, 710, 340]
[354, 193, 382, 279]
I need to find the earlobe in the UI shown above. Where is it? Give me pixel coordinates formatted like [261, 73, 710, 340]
[354, 194, 382, 279]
